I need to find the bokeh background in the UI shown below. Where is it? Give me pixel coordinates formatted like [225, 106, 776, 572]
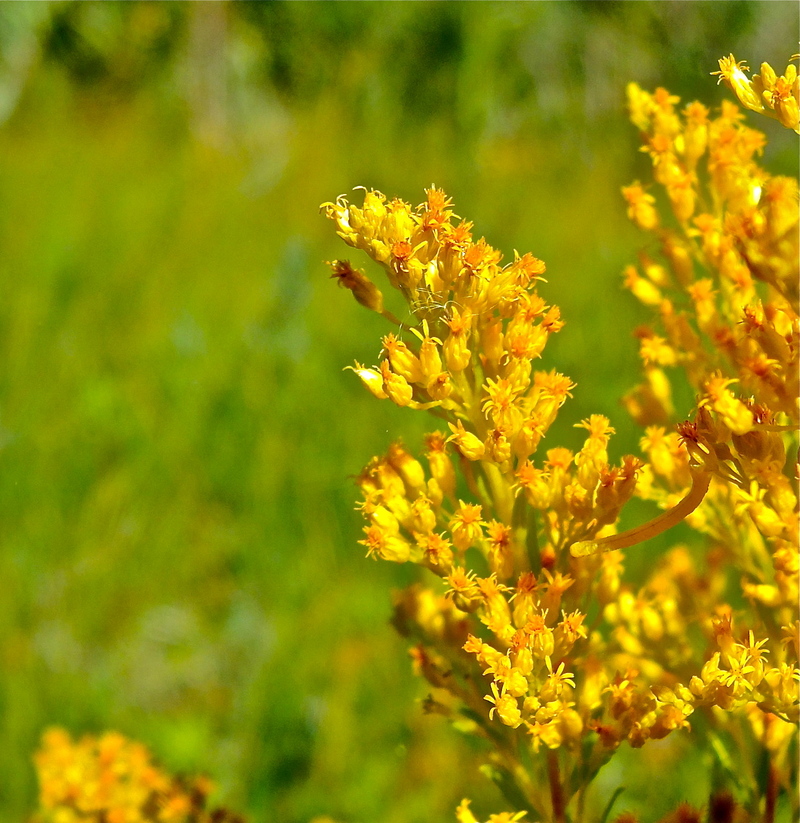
[0, 2, 797, 821]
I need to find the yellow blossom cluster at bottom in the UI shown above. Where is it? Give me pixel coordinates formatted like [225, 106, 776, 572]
[31, 728, 243, 823]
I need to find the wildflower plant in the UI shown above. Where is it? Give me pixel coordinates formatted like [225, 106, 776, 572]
[322, 55, 798, 823]
[31, 729, 243, 823]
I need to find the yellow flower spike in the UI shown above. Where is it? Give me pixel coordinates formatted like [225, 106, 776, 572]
[762, 663, 800, 718]
[720, 651, 756, 694]
[570, 466, 711, 557]
[321, 195, 358, 246]
[647, 140, 683, 187]
[421, 186, 455, 230]
[390, 239, 424, 290]
[576, 414, 615, 445]
[324, 105, 797, 811]
[622, 369, 674, 426]
[640, 427, 688, 486]
[481, 318, 505, 365]
[543, 447, 573, 510]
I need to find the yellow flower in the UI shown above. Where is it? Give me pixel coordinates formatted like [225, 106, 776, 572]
[447, 420, 485, 461]
[33, 729, 220, 823]
[622, 182, 659, 230]
[346, 361, 388, 400]
[713, 55, 765, 113]
[485, 682, 524, 727]
[714, 54, 800, 133]
[380, 360, 414, 407]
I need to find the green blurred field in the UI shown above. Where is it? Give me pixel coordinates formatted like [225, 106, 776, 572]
[0, 3, 797, 821]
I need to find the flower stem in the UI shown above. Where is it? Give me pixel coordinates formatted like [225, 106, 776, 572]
[547, 750, 566, 823]
[570, 469, 711, 557]
[764, 760, 777, 823]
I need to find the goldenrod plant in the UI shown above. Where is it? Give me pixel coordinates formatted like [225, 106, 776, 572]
[31, 729, 243, 823]
[322, 55, 798, 823]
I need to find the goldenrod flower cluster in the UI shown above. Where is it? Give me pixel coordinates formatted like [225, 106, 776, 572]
[31, 728, 242, 823]
[323, 54, 798, 823]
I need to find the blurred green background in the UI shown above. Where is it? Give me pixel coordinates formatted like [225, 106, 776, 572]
[0, 2, 797, 821]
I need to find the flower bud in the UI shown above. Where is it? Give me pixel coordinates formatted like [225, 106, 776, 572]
[348, 362, 388, 399]
[380, 360, 413, 407]
[447, 421, 485, 461]
[329, 259, 385, 312]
